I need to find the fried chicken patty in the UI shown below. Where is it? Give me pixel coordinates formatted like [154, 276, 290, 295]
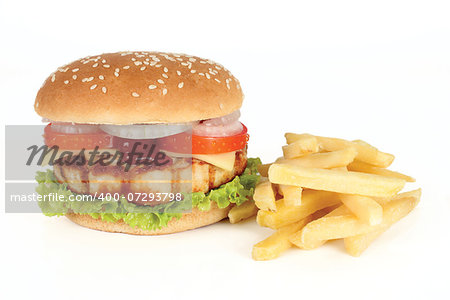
[53, 150, 247, 205]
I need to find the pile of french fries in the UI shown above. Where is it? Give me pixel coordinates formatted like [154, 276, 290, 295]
[229, 133, 420, 260]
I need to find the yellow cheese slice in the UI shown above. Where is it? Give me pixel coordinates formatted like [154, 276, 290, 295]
[193, 151, 236, 171]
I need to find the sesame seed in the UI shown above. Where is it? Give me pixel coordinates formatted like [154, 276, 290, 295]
[102, 59, 106, 63]
[51, 74, 56, 82]
[199, 73, 204, 76]
[143, 61, 149, 65]
[205, 73, 211, 79]
[132, 92, 140, 97]
[176, 58, 183, 61]
[148, 85, 157, 90]
[226, 83, 231, 89]
[140, 66, 146, 71]
[134, 61, 142, 66]
[162, 88, 167, 95]
[219, 103, 224, 110]
[163, 67, 168, 73]
[157, 79, 164, 84]
[90, 84, 97, 90]
[162, 73, 168, 78]
[72, 68, 79, 72]
[123, 66, 130, 69]
[72, 75, 77, 80]
[114, 72, 119, 77]
[176, 70, 181, 76]
[215, 78, 221, 83]
[92, 63, 99, 68]
[178, 82, 184, 88]
[103, 64, 110, 68]
[155, 64, 162, 68]
[64, 80, 69, 84]
[200, 60, 207, 64]
[190, 70, 196, 73]
[102, 87, 107, 93]
[88, 76, 94, 81]
[189, 58, 196, 62]
[115, 68, 120, 72]
[99, 75, 105, 80]
[131, 58, 136, 61]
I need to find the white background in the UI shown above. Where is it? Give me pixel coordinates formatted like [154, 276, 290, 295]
[1, 0, 449, 299]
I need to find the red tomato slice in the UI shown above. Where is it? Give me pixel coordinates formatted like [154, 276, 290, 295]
[44, 124, 113, 149]
[159, 123, 249, 154]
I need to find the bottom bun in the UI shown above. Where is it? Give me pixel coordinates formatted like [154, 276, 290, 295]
[65, 203, 231, 235]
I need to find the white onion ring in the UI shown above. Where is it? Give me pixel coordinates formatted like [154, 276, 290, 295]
[100, 124, 191, 139]
[193, 120, 243, 137]
[51, 123, 101, 134]
[193, 110, 242, 137]
[201, 110, 240, 126]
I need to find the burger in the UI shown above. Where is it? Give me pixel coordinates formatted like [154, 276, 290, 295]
[34, 51, 260, 235]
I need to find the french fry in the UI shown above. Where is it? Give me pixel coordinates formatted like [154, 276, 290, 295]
[289, 205, 350, 249]
[331, 167, 348, 171]
[347, 160, 415, 182]
[350, 139, 394, 168]
[282, 134, 319, 159]
[290, 189, 421, 250]
[325, 204, 352, 216]
[252, 207, 333, 261]
[277, 148, 357, 169]
[257, 163, 272, 177]
[279, 185, 302, 206]
[373, 189, 422, 206]
[268, 163, 405, 197]
[285, 133, 394, 167]
[339, 194, 383, 225]
[252, 216, 313, 261]
[256, 190, 341, 229]
[228, 201, 258, 224]
[251, 132, 419, 259]
[344, 189, 421, 256]
[253, 178, 277, 211]
[344, 228, 385, 257]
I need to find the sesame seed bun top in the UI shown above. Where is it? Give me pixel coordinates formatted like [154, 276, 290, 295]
[34, 51, 243, 124]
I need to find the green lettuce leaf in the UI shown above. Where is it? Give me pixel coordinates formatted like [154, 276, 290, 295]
[35, 157, 261, 231]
